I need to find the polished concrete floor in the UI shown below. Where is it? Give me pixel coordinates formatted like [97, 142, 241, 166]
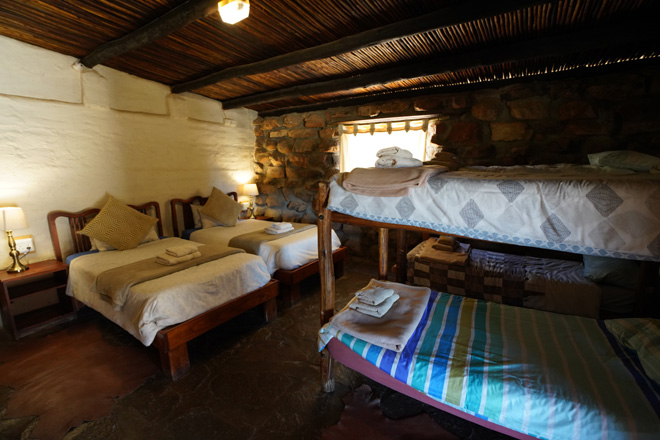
[0, 260, 512, 440]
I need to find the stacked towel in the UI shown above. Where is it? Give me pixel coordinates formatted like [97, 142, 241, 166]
[423, 150, 463, 171]
[156, 250, 202, 266]
[375, 147, 422, 168]
[432, 235, 457, 252]
[165, 243, 199, 257]
[349, 286, 399, 318]
[420, 239, 471, 266]
[265, 222, 294, 234]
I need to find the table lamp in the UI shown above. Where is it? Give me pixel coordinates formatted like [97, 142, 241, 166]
[0, 207, 29, 273]
[243, 183, 259, 219]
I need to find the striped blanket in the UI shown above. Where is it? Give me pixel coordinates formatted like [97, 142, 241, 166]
[319, 291, 660, 439]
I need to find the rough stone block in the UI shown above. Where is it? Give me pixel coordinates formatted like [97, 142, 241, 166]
[558, 101, 596, 120]
[508, 98, 550, 120]
[265, 166, 285, 179]
[261, 118, 281, 131]
[269, 129, 288, 138]
[304, 113, 325, 127]
[284, 114, 303, 127]
[471, 98, 501, 121]
[564, 120, 608, 136]
[447, 121, 480, 144]
[491, 122, 528, 141]
[289, 128, 319, 138]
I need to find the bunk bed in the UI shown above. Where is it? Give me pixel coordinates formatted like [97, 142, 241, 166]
[316, 164, 660, 439]
[171, 193, 346, 306]
[48, 200, 278, 380]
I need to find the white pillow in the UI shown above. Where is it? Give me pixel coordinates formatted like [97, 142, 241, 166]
[588, 150, 660, 172]
[190, 204, 203, 229]
[91, 226, 160, 252]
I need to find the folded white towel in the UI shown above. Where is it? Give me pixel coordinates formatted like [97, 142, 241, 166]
[350, 293, 400, 318]
[270, 222, 293, 230]
[165, 243, 199, 257]
[356, 286, 395, 306]
[156, 250, 202, 266]
[375, 156, 423, 168]
[265, 225, 294, 234]
[376, 147, 413, 158]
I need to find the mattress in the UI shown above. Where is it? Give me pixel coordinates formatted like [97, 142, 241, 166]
[328, 164, 660, 261]
[189, 219, 341, 274]
[319, 290, 660, 439]
[66, 237, 271, 346]
[407, 238, 603, 318]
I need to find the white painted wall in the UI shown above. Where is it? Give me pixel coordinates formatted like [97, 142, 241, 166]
[0, 35, 257, 268]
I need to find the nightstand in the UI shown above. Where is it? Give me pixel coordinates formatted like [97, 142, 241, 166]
[0, 260, 76, 339]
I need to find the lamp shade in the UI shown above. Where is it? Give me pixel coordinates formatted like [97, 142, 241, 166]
[0, 207, 28, 231]
[243, 183, 259, 196]
[218, 0, 249, 24]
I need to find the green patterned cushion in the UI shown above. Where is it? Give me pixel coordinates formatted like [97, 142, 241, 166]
[199, 187, 242, 227]
[80, 196, 159, 251]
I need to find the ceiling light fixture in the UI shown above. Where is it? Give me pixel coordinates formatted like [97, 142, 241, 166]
[218, 0, 249, 25]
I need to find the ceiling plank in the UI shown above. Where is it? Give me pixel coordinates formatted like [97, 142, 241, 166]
[258, 58, 660, 117]
[222, 20, 659, 109]
[79, 0, 219, 68]
[171, 0, 557, 94]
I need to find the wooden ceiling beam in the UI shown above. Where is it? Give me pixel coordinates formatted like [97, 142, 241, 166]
[222, 20, 659, 109]
[171, 0, 557, 94]
[79, 0, 219, 68]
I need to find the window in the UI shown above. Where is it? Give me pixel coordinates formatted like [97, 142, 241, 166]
[339, 117, 437, 172]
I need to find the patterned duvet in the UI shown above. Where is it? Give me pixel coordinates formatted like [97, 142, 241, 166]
[328, 165, 660, 260]
[320, 292, 660, 439]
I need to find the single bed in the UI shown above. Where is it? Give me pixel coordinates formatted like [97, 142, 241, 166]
[315, 163, 660, 439]
[170, 194, 347, 306]
[318, 281, 660, 439]
[48, 201, 278, 380]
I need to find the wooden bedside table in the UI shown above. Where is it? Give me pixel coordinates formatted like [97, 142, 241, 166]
[0, 260, 76, 339]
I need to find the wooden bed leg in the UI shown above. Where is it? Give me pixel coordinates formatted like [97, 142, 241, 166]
[321, 348, 335, 392]
[279, 283, 300, 307]
[378, 227, 389, 280]
[262, 297, 278, 322]
[159, 344, 190, 381]
[318, 182, 336, 326]
[333, 258, 344, 279]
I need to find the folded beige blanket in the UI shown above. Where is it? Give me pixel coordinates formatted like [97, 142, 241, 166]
[350, 293, 400, 318]
[165, 243, 199, 257]
[420, 239, 471, 266]
[156, 250, 201, 266]
[329, 279, 431, 352]
[94, 245, 243, 309]
[229, 222, 315, 254]
[342, 165, 447, 197]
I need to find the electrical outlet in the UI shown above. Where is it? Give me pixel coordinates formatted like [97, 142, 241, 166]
[14, 237, 35, 254]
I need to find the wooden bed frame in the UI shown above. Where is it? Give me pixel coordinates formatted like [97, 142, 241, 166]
[315, 181, 659, 438]
[170, 194, 347, 307]
[47, 201, 279, 380]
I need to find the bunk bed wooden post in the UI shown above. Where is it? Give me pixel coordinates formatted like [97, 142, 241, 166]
[318, 182, 337, 392]
[378, 228, 388, 280]
[396, 229, 407, 283]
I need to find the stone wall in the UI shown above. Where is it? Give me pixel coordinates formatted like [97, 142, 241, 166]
[251, 67, 660, 258]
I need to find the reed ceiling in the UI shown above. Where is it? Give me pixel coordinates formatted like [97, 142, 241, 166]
[0, 0, 658, 116]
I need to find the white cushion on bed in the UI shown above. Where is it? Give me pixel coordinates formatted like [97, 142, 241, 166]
[588, 150, 660, 172]
[91, 227, 160, 252]
[190, 204, 203, 229]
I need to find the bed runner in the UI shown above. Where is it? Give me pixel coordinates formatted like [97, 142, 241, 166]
[94, 245, 244, 309]
[228, 223, 315, 255]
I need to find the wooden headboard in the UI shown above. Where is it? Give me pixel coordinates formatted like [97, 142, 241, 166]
[170, 192, 237, 237]
[47, 201, 163, 262]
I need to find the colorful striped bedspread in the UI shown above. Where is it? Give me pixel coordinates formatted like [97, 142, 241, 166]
[319, 291, 660, 439]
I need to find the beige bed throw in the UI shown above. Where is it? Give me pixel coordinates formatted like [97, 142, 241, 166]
[94, 245, 244, 309]
[228, 223, 315, 255]
[329, 279, 431, 352]
[341, 165, 447, 197]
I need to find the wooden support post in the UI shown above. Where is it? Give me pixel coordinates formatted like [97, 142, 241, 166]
[318, 182, 336, 391]
[378, 228, 388, 280]
[396, 229, 407, 283]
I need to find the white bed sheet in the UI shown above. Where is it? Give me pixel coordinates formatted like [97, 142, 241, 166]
[66, 237, 271, 346]
[190, 219, 341, 274]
